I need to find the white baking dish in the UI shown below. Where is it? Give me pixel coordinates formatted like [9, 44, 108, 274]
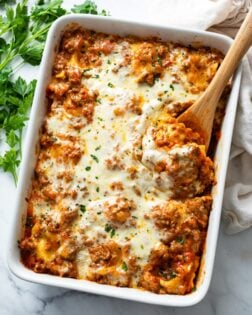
[7, 14, 242, 307]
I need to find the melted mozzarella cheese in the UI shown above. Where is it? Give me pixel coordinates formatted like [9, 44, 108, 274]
[30, 34, 216, 287]
[47, 41, 201, 276]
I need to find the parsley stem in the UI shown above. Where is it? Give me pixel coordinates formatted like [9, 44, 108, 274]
[19, 129, 22, 158]
[0, 50, 16, 71]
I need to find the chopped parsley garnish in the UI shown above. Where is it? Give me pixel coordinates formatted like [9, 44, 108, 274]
[79, 205, 86, 213]
[157, 56, 162, 65]
[170, 271, 177, 279]
[170, 84, 175, 91]
[96, 187, 100, 192]
[95, 145, 101, 151]
[93, 74, 99, 78]
[25, 216, 33, 228]
[105, 223, 115, 237]
[105, 223, 112, 232]
[90, 154, 99, 163]
[97, 117, 103, 121]
[83, 68, 91, 73]
[96, 98, 101, 104]
[107, 59, 111, 64]
[159, 270, 177, 280]
[121, 261, 128, 271]
[110, 228, 116, 238]
[176, 236, 185, 244]
[108, 82, 114, 88]
[85, 166, 91, 171]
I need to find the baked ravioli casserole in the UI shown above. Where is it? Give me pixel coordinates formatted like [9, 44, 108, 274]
[20, 25, 228, 295]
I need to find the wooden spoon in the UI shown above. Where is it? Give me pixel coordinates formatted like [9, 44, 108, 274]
[178, 8, 252, 150]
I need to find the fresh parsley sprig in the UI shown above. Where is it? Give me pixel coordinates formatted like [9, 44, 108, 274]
[0, 0, 107, 183]
[71, 0, 107, 15]
[0, 72, 36, 183]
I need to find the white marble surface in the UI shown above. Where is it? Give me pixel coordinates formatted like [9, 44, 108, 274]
[1, 0, 252, 314]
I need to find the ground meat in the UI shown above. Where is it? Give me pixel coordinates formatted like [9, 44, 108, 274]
[126, 166, 138, 179]
[89, 243, 112, 264]
[170, 46, 223, 94]
[88, 241, 122, 266]
[90, 39, 115, 55]
[46, 142, 82, 165]
[44, 208, 78, 233]
[139, 243, 199, 294]
[87, 269, 131, 287]
[47, 81, 70, 98]
[142, 135, 215, 198]
[104, 197, 136, 224]
[57, 239, 78, 260]
[53, 52, 71, 73]
[152, 120, 204, 149]
[64, 85, 97, 121]
[132, 42, 169, 85]
[61, 30, 84, 53]
[110, 181, 124, 191]
[66, 65, 82, 84]
[164, 145, 214, 198]
[105, 155, 125, 170]
[164, 100, 193, 117]
[151, 196, 212, 251]
[56, 171, 73, 182]
[42, 186, 58, 201]
[126, 95, 143, 115]
[87, 242, 136, 287]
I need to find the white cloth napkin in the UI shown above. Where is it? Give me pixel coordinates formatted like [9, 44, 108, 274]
[96, 0, 252, 234]
[223, 50, 252, 234]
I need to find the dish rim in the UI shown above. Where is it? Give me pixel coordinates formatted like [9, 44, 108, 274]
[7, 14, 242, 307]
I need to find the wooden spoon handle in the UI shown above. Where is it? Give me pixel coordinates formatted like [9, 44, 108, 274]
[206, 8, 252, 105]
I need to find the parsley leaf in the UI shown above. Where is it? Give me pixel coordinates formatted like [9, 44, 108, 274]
[19, 41, 44, 66]
[0, 149, 20, 184]
[3, 115, 28, 133]
[71, 0, 107, 15]
[176, 236, 185, 244]
[12, 77, 28, 97]
[0, 75, 36, 182]
[108, 82, 114, 88]
[105, 223, 116, 237]
[90, 154, 99, 163]
[121, 261, 128, 271]
[6, 130, 19, 148]
[79, 205, 86, 213]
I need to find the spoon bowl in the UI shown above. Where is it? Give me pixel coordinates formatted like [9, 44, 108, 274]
[178, 8, 252, 150]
